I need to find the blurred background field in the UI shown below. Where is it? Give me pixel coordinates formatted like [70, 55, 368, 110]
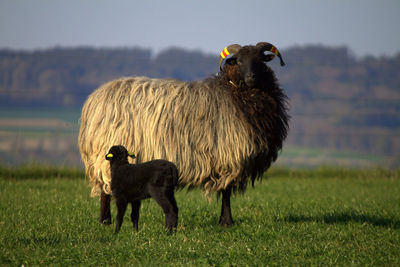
[0, 108, 80, 166]
[0, 103, 398, 169]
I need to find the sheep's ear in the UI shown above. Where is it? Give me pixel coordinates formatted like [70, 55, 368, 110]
[256, 42, 285, 66]
[105, 153, 113, 160]
[128, 152, 136, 159]
[219, 44, 242, 70]
[263, 53, 276, 62]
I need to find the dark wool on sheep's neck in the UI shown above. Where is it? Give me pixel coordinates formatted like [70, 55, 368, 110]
[209, 63, 289, 188]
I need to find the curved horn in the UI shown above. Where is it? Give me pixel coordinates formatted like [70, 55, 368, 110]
[219, 44, 242, 70]
[256, 42, 285, 66]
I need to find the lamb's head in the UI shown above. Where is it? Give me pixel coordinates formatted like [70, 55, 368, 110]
[219, 42, 285, 89]
[105, 145, 136, 163]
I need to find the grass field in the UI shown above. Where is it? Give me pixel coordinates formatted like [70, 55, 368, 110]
[1, 166, 399, 266]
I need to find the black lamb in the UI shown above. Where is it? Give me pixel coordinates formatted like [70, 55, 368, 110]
[105, 145, 179, 233]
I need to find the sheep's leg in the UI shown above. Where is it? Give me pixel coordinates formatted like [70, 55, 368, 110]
[115, 198, 128, 234]
[99, 189, 112, 224]
[219, 186, 234, 227]
[130, 200, 141, 231]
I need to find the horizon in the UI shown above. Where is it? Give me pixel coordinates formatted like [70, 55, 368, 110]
[1, 43, 397, 60]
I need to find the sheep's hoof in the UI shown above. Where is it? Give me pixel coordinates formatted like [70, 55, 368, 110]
[165, 226, 178, 235]
[99, 218, 112, 225]
[219, 218, 234, 227]
[219, 222, 234, 228]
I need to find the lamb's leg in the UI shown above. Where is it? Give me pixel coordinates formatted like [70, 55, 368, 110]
[115, 198, 128, 234]
[99, 189, 112, 224]
[219, 186, 234, 227]
[151, 188, 178, 232]
[166, 189, 179, 228]
[169, 193, 179, 216]
[130, 200, 141, 231]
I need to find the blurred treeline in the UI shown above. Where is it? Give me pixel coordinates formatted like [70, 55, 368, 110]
[0, 45, 399, 158]
[0, 47, 217, 107]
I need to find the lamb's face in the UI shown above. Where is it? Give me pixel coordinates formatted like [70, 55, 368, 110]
[105, 145, 135, 161]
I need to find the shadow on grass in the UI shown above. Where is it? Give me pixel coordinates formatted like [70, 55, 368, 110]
[285, 211, 400, 229]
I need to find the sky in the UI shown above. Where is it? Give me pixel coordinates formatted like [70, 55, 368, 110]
[0, 0, 399, 57]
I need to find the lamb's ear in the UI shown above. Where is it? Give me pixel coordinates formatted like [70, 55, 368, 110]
[105, 153, 113, 160]
[128, 152, 136, 159]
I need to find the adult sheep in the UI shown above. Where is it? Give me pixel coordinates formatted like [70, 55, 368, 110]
[78, 42, 289, 227]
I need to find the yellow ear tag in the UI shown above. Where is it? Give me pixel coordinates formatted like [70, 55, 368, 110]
[106, 153, 113, 159]
[220, 47, 230, 59]
[128, 152, 136, 158]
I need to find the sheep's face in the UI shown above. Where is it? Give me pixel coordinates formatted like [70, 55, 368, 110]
[232, 46, 274, 88]
[105, 145, 136, 162]
[223, 46, 275, 88]
[220, 42, 285, 89]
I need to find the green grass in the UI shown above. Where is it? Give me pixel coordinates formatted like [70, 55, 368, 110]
[1, 167, 399, 266]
